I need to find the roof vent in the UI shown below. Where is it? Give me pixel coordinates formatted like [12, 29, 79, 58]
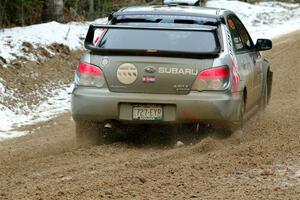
[163, 0, 199, 6]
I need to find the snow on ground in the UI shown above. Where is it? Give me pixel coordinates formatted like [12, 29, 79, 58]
[0, 18, 107, 64]
[0, 18, 107, 140]
[207, 1, 300, 41]
[1, 0, 300, 140]
[0, 85, 73, 140]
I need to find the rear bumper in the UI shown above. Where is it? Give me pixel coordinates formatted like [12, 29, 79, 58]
[71, 87, 243, 127]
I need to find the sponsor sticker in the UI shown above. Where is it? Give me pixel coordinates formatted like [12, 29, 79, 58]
[117, 63, 138, 85]
[228, 19, 236, 30]
[142, 75, 156, 83]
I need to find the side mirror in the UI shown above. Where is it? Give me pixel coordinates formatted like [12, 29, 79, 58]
[255, 39, 272, 51]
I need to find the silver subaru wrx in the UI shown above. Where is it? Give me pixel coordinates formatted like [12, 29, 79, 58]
[71, 4, 273, 144]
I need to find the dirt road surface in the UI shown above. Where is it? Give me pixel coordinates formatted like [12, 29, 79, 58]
[0, 31, 300, 200]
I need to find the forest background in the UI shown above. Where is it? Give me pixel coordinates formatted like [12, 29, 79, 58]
[1, 0, 298, 28]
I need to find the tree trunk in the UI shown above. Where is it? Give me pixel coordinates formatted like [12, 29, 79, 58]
[53, 0, 64, 22]
[0, 0, 8, 28]
[42, 0, 64, 22]
[89, 0, 94, 14]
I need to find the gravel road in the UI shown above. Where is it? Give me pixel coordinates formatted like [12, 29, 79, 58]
[0, 31, 300, 200]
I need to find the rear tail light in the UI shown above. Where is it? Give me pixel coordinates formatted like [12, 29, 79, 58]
[192, 66, 230, 91]
[75, 62, 105, 87]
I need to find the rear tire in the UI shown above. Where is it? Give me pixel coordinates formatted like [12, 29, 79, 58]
[75, 120, 104, 146]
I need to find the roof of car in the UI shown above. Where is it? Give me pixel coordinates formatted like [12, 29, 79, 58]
[115, 5, 229, 18]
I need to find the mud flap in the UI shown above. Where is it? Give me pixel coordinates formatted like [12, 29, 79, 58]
[267, 70, 273, 104]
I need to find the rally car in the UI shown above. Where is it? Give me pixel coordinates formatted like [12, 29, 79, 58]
[71, 3, 273, 144]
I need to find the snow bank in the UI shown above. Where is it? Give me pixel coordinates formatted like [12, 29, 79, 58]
[0, 18, 107, 64]
[1, 1, 300, 140]
[0, 18, 107, 140]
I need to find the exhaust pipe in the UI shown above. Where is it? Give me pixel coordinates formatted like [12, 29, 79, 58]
[103, 122, 114, 137]
[104, 123, 112, 129]
[103, 121, 127, 140]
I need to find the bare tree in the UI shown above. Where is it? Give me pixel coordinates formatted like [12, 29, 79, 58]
[43, 0, 64, 22]
[89, 0, 94, 14]
[0, 0, 8, 28]
[53, 0, 64, 22]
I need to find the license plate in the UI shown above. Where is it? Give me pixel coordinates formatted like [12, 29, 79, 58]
[132, 104, 163, 120]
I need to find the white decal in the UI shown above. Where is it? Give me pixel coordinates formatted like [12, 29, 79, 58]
[158, 67, 198, 75]
[226, 27, 240, 92]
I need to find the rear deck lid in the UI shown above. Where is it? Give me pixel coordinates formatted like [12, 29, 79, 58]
[86, 24, 219, 94]
[90, 56, 213, 94]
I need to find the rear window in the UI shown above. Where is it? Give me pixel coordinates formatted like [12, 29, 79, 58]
[98, 29, 219, 53]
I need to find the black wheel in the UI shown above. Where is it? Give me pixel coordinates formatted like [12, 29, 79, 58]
[75, 120, 104, 146]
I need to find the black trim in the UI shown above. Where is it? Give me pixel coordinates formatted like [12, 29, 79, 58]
[90, 49, 219, 59]
[87, 24, 217, 31]
[112, 11, 220, 19]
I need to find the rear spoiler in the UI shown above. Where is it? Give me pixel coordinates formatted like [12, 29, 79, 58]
[84, 24, 221, 59]
[163, 0, 199, 6]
